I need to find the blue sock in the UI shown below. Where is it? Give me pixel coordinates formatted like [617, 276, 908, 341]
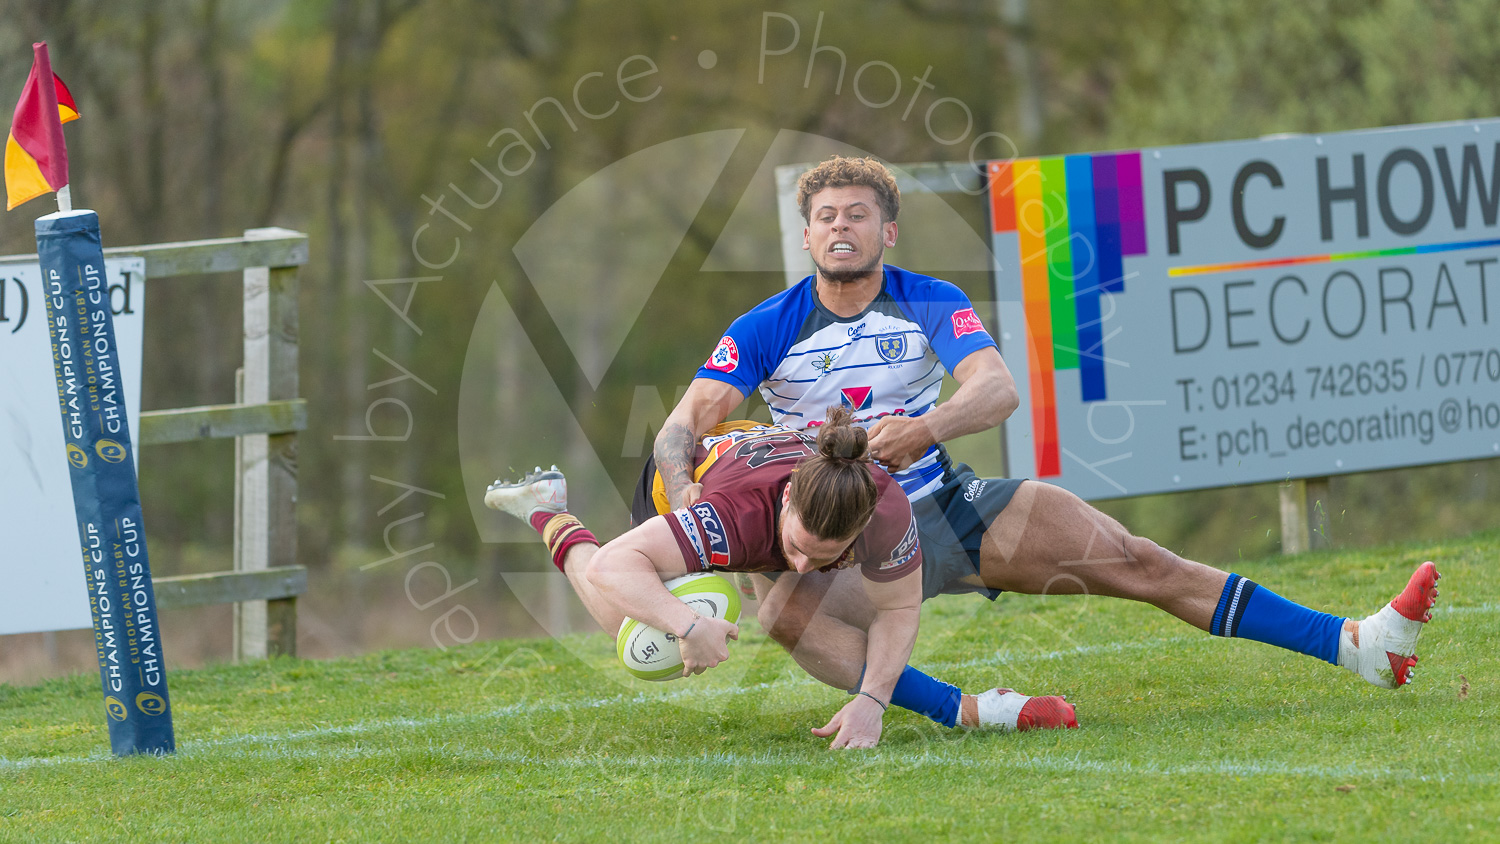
[856, 665, 961, 727]
[1210, 573, 1343, 664]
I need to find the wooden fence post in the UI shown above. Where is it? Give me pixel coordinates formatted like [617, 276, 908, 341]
[233, 367, 245, 659]
[238, 227, 301, 659]
[1279, 480, 1309, 554]
[1305, 476, 1332, 550]
[1280, 477, 1332, 554]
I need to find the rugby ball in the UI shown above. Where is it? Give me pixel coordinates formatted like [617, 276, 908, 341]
[616, 573, 741, 681]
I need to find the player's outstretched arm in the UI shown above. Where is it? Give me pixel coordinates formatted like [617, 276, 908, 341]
[868, 347, 1017, 471]
[586, 518, 739, 676]
[812, 568, 922, 749]
[654, 378, 745, 509]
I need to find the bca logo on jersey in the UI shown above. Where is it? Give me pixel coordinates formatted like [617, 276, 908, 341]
[840, 386, 873, 411]
[706, 336, 739, 372]
[674, 509, 710, 568]
[951, 308, 986, 338]
[881, 519, 920, 570]
[691, 502, 731, 567]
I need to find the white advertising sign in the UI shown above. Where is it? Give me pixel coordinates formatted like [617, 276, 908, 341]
[0, 257, 145, 634]
[989, 119, 1500, 499]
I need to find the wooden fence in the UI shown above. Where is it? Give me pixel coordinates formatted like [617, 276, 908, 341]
[119, 227, 308, 659]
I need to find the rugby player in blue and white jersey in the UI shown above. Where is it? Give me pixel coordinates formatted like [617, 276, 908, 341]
[647, 156, 1442, 747]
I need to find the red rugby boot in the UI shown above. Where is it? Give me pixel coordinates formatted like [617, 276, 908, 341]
[1339, 561, 1440, 689]
[967, 688, 1078, 731]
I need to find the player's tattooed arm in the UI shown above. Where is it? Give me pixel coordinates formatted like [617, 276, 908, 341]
[654, 421, 698, 509]
[653, 378, 746, 510]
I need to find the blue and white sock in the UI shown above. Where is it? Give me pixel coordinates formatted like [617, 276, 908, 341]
[851, 665, 961, 728]
[1210, 573, 1343, 664]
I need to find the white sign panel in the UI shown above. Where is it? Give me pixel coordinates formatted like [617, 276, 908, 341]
[989, 119, 1500, 499]
[0, 257, 146, 635]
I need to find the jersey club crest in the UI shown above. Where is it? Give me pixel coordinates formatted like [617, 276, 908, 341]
[876, 333, 906, 362]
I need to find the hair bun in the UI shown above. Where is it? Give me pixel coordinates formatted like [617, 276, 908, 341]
[789, 406, 881, 543]
[815, 406, 869, 461]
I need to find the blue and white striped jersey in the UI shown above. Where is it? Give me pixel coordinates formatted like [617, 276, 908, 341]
[695, 265, 996, 500]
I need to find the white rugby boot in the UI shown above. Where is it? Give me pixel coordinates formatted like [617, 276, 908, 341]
[1339, 561, 1441, 689]
[485, 465, 567, 521]
[964, 688, 1078, 731]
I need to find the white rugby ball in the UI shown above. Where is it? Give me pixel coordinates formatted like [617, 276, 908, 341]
[615, 572, 742, 681]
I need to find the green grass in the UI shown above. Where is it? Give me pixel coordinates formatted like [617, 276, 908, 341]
[3, 532, 1497, 843]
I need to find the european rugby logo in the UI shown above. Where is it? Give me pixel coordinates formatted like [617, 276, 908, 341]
[66, 443, 88, 469]
[95, 438, 127, 463]
[135, 691, 167, 716]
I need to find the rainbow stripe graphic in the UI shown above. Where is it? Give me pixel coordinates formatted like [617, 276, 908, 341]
[989, 153, 1148, 476]
[1168, 237, 1500, 277]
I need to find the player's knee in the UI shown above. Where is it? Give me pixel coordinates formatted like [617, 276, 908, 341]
[1122, 535, 1183, 591]
[757, 580, 815, 649]
[756, 603, 796, 649]
[580, 549, 612, 592]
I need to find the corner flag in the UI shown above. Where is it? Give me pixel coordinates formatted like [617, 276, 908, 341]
[17, 43, 175, 755]
[6, 42, 79, 210]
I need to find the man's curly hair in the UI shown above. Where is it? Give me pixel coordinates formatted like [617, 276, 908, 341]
[796, 156, 901, 224]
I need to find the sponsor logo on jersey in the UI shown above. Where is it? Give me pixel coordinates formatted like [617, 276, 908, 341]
[951, 308, 986, 338]
[848, 323, 866, 339]
[805, 407, 906, 428]
[839, 386, 873, 411]
[964, 479, 987, 502]
[811, 351, 838, 375]
[700, 423, 786, 454]
[881, 519, 920, 570]
[706, 336, 739, 372]
[876, 333, 906, 363]
[674, 509, 709, 568]
[691, 501, 731, 567]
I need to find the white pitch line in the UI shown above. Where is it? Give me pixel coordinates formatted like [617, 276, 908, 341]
[927, 636, 1200, 672]
[7, 739, 1493, 786]
[1433, 603, 1500, 616]
[5, 604, 1495, 773]
[181, 742, 1500, 786]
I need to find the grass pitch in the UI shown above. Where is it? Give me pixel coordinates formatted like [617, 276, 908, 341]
[3, 531, 1497, 842]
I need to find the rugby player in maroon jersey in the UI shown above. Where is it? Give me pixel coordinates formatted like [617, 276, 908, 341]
[486, 408, 1075, 749]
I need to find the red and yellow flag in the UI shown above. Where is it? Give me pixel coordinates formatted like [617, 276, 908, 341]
[5, 42, 79, 211]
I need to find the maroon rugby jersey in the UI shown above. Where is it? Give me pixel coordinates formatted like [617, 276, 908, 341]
[663, 426, 920, 583]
